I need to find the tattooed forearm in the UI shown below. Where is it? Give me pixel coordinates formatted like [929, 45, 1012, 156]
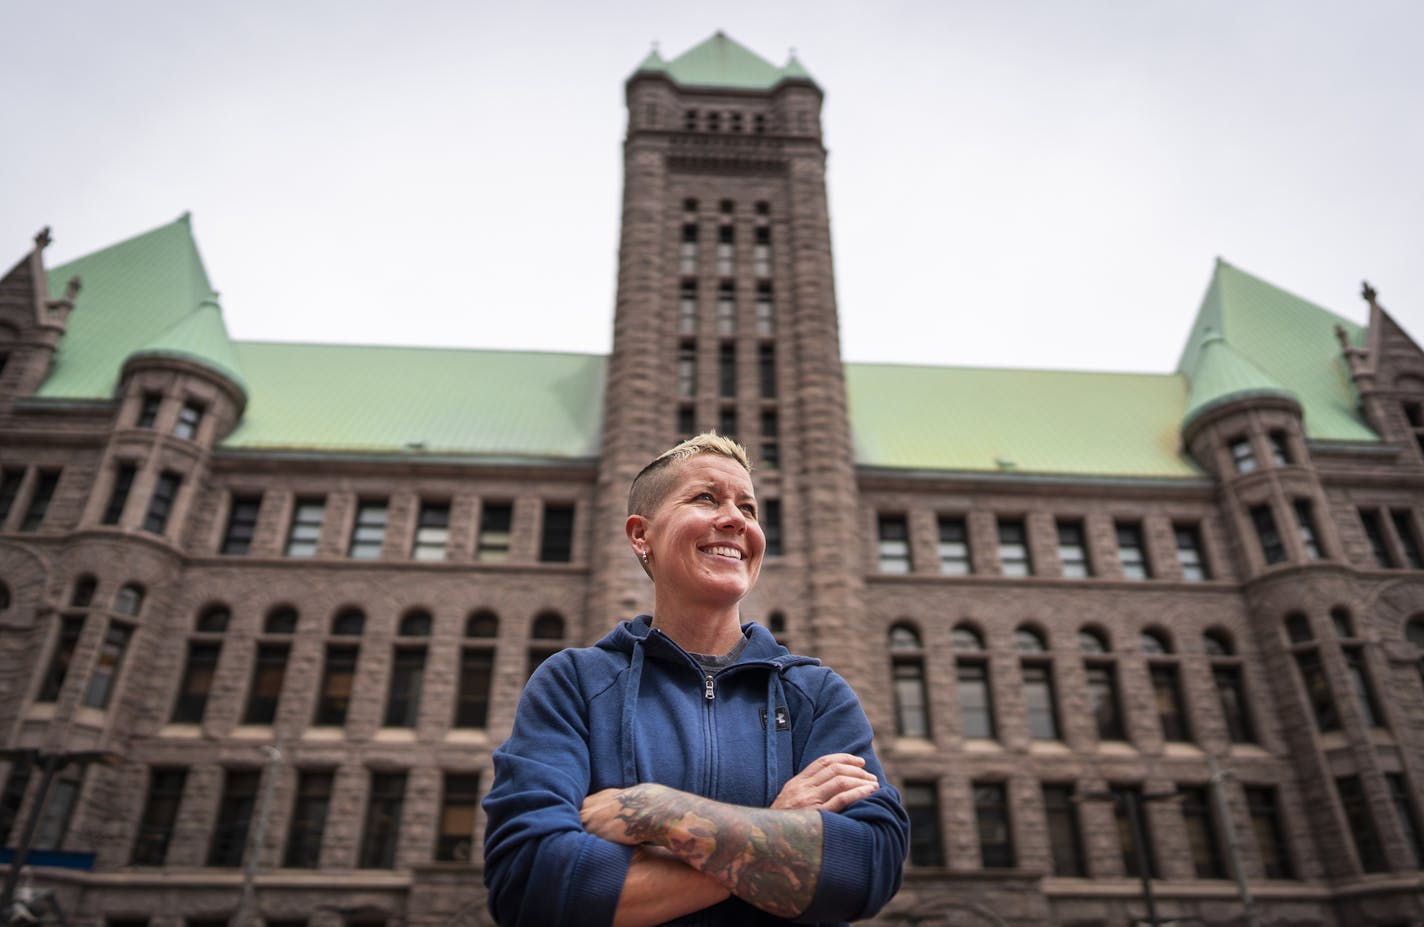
[612, 783, 822, 918]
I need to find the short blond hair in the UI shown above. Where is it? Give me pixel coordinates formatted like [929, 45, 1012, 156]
[627, 432, 752, 517]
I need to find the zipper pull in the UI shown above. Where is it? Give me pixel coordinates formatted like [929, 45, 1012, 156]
[704, 673, 716, 701]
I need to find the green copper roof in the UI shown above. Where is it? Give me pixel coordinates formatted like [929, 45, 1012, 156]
[1176, 259, 1374, 442]
[40, 214, 213, 399]
[130, 297, 248, 398]
[659, 32, 814, 90]
[634, 47, 667, 74]
[846, 364, 1200, 478]
[225, 342, 605, 458]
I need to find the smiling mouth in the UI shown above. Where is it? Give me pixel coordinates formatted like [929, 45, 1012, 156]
[701, 545, 744, 560]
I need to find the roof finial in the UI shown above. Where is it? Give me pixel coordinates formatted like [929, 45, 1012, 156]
[34, 227, 52, 250]
[1361, 280, 1379, 307]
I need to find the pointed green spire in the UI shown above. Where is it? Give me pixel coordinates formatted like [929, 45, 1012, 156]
[130, 296, 248, 400]
[635, 45, 667, 74]
[1180, 333, 1294, 430]
[780, 52, 813, 82]
[661, 32, 811, 90]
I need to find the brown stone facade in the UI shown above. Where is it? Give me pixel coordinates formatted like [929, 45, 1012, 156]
[3, 53, 1424, 927]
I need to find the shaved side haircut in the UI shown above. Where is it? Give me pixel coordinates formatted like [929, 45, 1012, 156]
[627, 432, 753, 517]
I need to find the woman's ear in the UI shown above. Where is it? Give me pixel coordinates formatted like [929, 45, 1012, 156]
[626, 514, 648, 557]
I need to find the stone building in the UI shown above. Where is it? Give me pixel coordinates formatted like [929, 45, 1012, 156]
[2, 31, 1423, 927]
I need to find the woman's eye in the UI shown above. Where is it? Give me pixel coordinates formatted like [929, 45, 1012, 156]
[740, 505, 757, 518]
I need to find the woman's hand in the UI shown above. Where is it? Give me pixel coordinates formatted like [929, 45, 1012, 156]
[772, 753, 880, 812]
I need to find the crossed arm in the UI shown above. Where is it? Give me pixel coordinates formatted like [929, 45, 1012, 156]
[580, 753, 880, 927]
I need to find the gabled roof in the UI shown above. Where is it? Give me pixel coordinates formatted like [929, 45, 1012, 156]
[224, 342, 605, 458]
[648, 32, 816, 91]
[40, 214, 213, 399]
[1176, 259, 1374, 442]
[846, 363, 1200, 479]
[129, 297, 248, 398]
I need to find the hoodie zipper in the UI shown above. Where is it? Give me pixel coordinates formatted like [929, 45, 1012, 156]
[704, 672, 716, 700]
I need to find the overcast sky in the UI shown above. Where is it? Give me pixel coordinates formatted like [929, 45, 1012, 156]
[6, 1, 1421, 374]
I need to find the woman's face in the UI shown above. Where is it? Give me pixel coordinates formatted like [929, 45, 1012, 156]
[632, 454, 765, 608]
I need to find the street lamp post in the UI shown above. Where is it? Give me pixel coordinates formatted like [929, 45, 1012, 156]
[1076, 787, 1180, 927]
[0, 749, 123, 918]
[1207, 756, 1262, 927]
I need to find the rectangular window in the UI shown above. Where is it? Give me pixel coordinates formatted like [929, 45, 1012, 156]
[903, 781, 944, 867]
[718, 406, 737, 442]
[539, 503, 574, 563]
[32, 768, 82, 851]
[716, 281, 736, 336]
[132, 768, 187, 865]
[1112, 786, 1159, 878]
[758, 342, 776, 399]
[1086, 663, 1125, 740]
[20, 469, 60, 531]
[436, 773, 481, 862]
[412, 501, 451, 561]
[1385, 773, 1424, 868]
[1251, 505, 1286, 564]
[760, 410, 779, 469]
[243, 643, 289, 725]
[1336, 775, 1387, 872]
[892, 660, 929, 738]
[1180, 785, 1225, 878]
[455, 649, 494, 728]
[284, 770, 333, 869]
[1116, 522, 1151, 579]
[677, 403, 695, 440]
[1342, 646, 1383, 728]
[136, 392, 162, 428]
[877, 514, 911, 573]
[1174, 523, 1211, 580]
[755, 281, 774, 335]
[347, 500, 388, 559]
[142, 470, 182, 535]
[1042, 784, 1086, 876]
[1245, 786, 1294, 879]
[209, 769, 259, 867]
[974, 782, 1014, 868]
[1293, 500, 1322, 559]
[1229, 436, 1256, 473]
[957, 660, 995, 739]
[285, 498, 325, 557]
[937, 516, 972, 575]
[1056, 520, 1091, 578]
[1268, 430, 1292, 465]
[83, 622, 133, 709]
[38, 616, 85, 702]
[1212, 664, 1255, 743]
[718, 341, 736, 397]
[715, 223, 734, 276]
[102, 464, 137, 525]
[1022, 662, 1060, 740]
[172, 642, 222, 723]
[476, 502, 513, 562]
[314, 645, 359, 726]
[173, 401, 204, 440]
[1294, 648, 1339, 731]
[1359, 509, 1394, 567]
[1391, 509, 1424, 568]
[0, 468, 25, 524]
[762, 498, 783, 557]
[678, 280, 698, 335]
[360, 772, 407, 869]
[384, 647, 426, 728]
[677, 339, 697, 398]
[220, 494, 261, 555]
[753, 225, 771, 277]
[1, 764, 32, 846]
[678, 223, 698, 275]
[1150, 664, 1191, 742]
[997, 518, 1032, 576]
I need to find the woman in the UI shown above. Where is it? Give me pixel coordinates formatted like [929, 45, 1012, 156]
[482, 433, 908, 926]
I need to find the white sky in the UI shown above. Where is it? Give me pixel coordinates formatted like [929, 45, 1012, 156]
[6, 0, 1422, 373]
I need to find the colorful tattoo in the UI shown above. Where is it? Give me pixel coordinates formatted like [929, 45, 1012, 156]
[614, 783, 822, 918]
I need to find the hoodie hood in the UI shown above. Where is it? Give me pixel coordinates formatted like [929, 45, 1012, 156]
[596, 614, 821, 671]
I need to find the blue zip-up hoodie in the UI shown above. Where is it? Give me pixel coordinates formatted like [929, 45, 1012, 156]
[483, 616, 909, 926]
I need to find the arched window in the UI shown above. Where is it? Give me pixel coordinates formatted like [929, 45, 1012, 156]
[1204, 628, 1253, 743]
[1330, 607, 1382, 729]
[264, 605, 298, 635]
[1143, 628, 1189, 742]
[114, 583, 145, 617]
[951, 624, 985, 651]
[1080, 626, 1124, 740]
[399, 609, 433, 637]
[331, 608, 365, 636]
[1140, 629, 1172, 655]
[532, 612, 565, 640]
[1017, 624, 1058, 740]
[951, 623, 993, 739]
[466, 610, 499, 638]
[196, 604, 231, 633]
[889, 623, 930, 739]
[1285, 611, 1337, 732]
[1329, 606, 1354, 639]
[70, 576, 97, 608]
